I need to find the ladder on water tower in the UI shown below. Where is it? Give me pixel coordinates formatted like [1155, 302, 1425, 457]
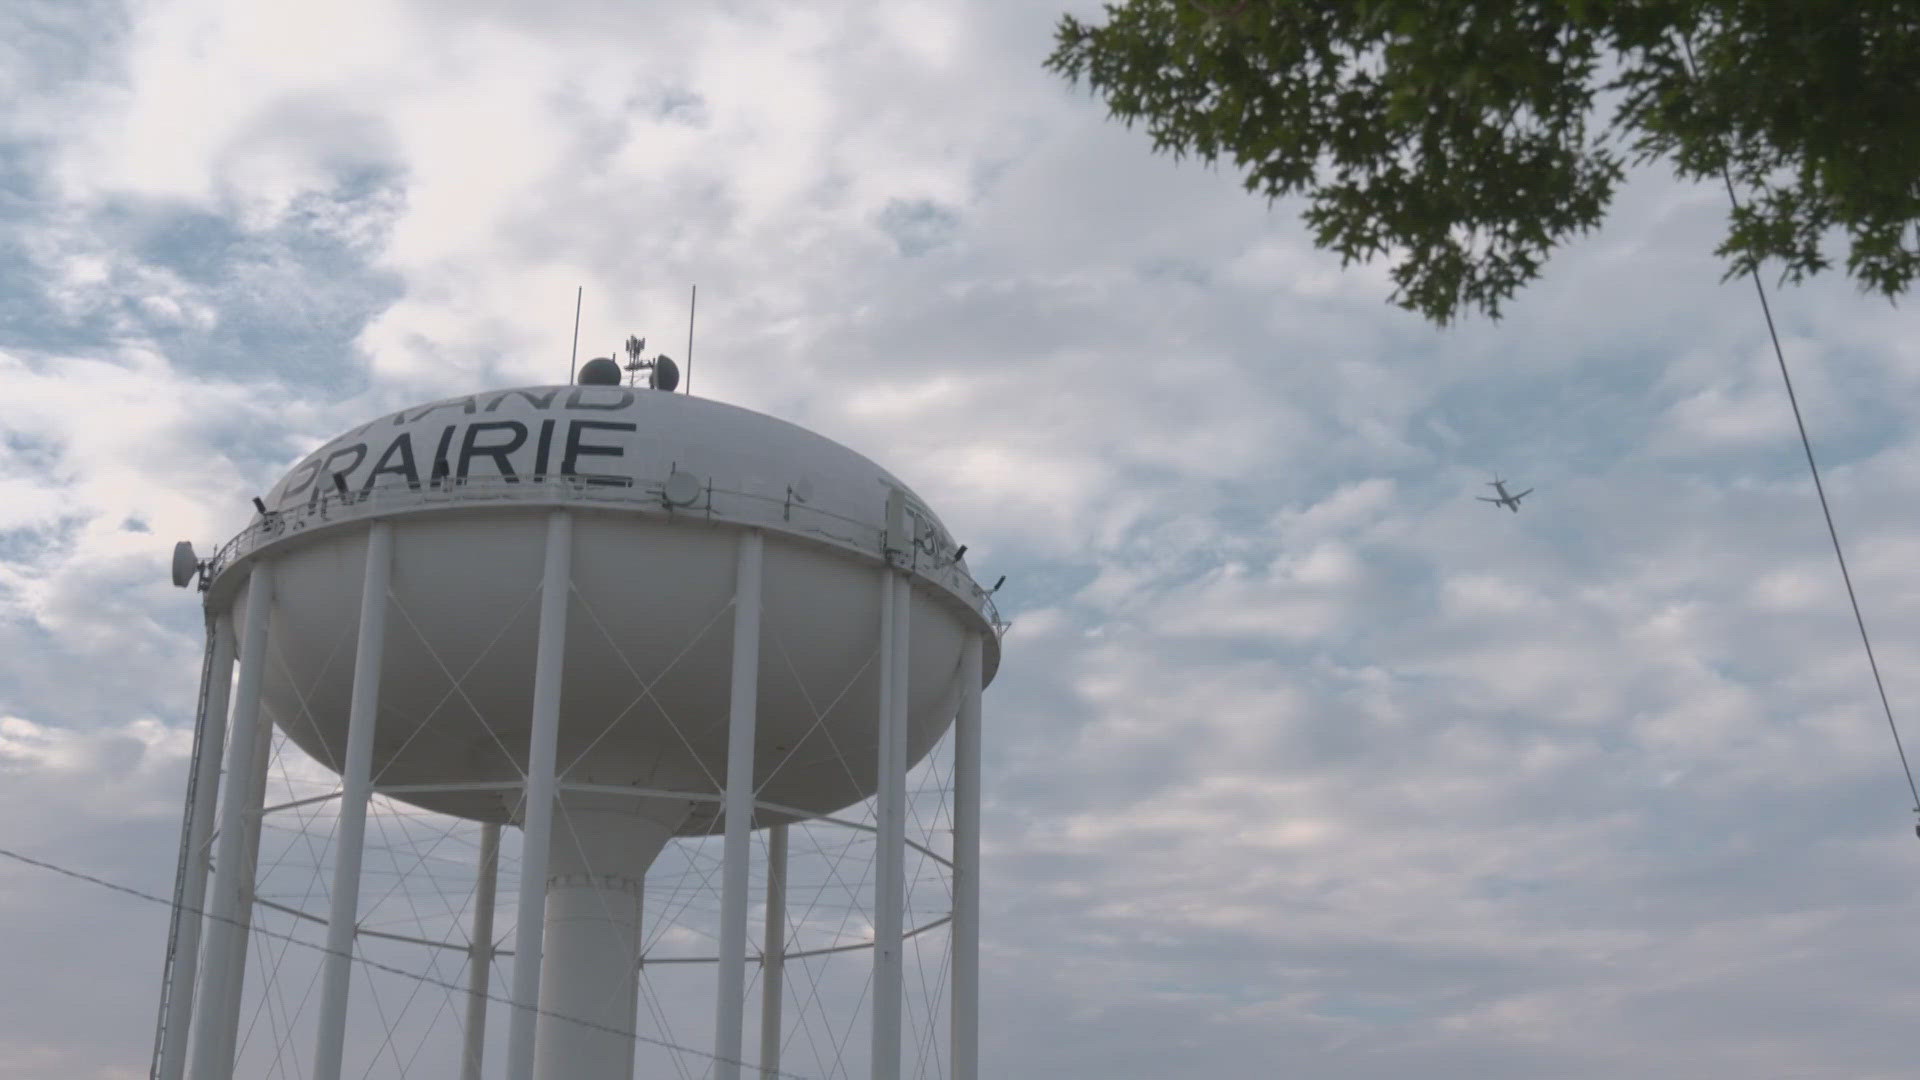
[147, 617, 221, 1080]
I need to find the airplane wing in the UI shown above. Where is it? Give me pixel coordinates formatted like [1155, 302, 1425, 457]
[1513, 489, 1533, 499]
[1476, 496, 1502, 503]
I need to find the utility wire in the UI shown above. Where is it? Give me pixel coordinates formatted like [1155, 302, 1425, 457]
[1681, 39, 1920, 817]
[0, 844, 812, 1080]
[1729, 195, 1920, 814]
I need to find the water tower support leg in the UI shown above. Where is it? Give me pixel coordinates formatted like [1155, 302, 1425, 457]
[759, 822, 788, 1080]
[715, 529, 764, 1080]
[871, 571, 911, 1080]
[213, 703, 275, 1070]
[462, 822, 501, 1080]
[189, 563, 273, 1080]
[203, 698, 275, 1077]
[155, 612, 236, 1080]
[507, 511, 573, 1080]
[313, 521, 394, 1080]
[951, 634, 983, 1080]
[871, 572, 896, 1078]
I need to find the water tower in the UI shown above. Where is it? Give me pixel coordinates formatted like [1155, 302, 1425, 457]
[150, 353, 1001, 1080]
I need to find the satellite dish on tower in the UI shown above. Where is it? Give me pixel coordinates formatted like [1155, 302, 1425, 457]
[578, 356, 622, 386]
[662, 470, 702, 507]
[619, 333, 679, 391]
[651, 355, 679, 392]
[170, 541, 200, 589]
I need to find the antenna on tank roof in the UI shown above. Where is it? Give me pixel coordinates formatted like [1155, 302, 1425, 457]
[567, 285, 583, 384]
[685, 284, 697, 395]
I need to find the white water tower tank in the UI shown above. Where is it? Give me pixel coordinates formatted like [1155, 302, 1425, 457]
[158, 374, 999, 1080]
[244, 383, 995, 826]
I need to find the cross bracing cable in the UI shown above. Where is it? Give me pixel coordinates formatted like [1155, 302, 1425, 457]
[0, 845, 815, 1080]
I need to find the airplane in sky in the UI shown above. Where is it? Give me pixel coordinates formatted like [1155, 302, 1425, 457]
[1478, 478, 1532, 513]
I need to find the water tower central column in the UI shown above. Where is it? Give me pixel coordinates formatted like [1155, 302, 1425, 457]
[533, 793, 687, 1079]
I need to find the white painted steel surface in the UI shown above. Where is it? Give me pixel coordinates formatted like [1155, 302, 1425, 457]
[715, 530, 764, 1080]
[188, 566, 270, 1080]
[155, 614, 234, 1080]
[462, 822, 501, 1080]
[952, 634, 984, 1080]
[760, 823, 788, 1080]
[214, 702, 273, 1074]
[202, 387, 999, 829]
[871, 570, 912, 1080]
[312, 520, 392, 1080]
[532, 795, 683, 1079]
[508, 511, 571, 1080]
[180, 385, 1002, 1079]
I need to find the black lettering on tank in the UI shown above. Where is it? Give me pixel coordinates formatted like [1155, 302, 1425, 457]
[430, 425, 457, 485]
[363, 433, 420, 490]
[308, 443, 367, 507]
[565, 386, 634, 410]
[407, 395, 481, 423]
[532, 418, 557, 479]
[280, 457, 324, 504]
[323, 443, 367, 482]
[484, 388, 560, 412]
[457, 421, 528, 482]
[561, 420, 635, 483]
[338, 417, 382, 442]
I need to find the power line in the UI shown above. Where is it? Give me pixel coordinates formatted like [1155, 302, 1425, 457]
[1680, 39, 1920, 819]
[1731, 224, 1920, 816]
[0, 844, 813, 1080]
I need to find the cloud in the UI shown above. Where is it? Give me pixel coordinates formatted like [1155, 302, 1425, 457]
[3, 2, 1920, 1078]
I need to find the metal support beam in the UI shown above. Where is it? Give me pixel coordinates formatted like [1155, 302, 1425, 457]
[155, 612, 236, 1080]
[871, 570, 910, 1080]
[462, 822, 502, 1080]
[312, 521, 394, 1080]
[715, 529, 764, 1080]
[507, 510, 573, 1080]
[951, 634, 983, 1080]
[189, 563, 272, 1080]
[871, 571, 897, 1080]
[214, 694, 274, 1074]
[759, 823, 788, 1080]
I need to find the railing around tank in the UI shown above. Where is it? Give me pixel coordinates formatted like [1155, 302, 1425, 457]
[202, 473, 1006, 635]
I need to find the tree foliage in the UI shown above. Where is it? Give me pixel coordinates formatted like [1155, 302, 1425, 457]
[1046, 1, 1920, 324]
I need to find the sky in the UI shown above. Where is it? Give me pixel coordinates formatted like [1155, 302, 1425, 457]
[3, 1, 1920, 1078]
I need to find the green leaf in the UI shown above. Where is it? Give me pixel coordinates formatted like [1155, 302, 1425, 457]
[1045, 0, 1920, 326]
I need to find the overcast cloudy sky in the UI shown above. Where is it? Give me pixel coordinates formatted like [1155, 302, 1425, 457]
[5, 1, 1920, 1078]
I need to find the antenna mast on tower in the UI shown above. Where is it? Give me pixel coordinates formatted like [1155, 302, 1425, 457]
[568, 286, 583, 384]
